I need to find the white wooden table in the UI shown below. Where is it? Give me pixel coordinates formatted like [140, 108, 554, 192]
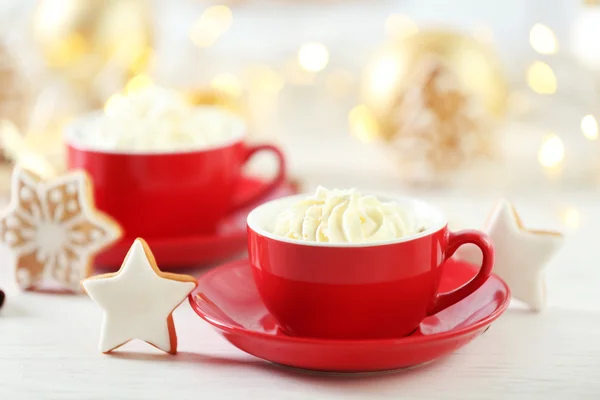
[1, 187, 599, 399]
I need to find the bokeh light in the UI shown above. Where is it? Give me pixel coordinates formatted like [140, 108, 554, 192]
[43, 33, 87, 68]
[125, 74, 154, 94]
[298, 43, 329, 72]
[349, 105, 379, 143]
[369, 56, 400, 99]
[538, 134, 564, 168]
[581, 114, 598, 140]
[527, 61, 557, 94]
[530, 23, 558, 54]
[210, 73, 242, 97]
[561, 207, 581, 230]
[190, 5, 232, 48]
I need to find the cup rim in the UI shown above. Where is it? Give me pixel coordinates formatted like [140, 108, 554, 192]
[246, 193, 448, 248]
[64, 106, 246, 155]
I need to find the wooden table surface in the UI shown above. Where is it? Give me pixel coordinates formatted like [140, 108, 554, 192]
[1, 187, 599, 399]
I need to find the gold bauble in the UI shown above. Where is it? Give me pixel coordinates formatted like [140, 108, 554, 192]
[32, 0, 152, 96]
[362, 30, 508, 141]
[385, 58, 494, 185]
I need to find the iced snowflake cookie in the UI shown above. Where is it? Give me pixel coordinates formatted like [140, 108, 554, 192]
[0, 166, 122, 292]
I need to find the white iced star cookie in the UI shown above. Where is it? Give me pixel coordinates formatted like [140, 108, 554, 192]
[0, 166, 122, 292]
[458, 199, 564, 311]
[82, 238, 197, 354]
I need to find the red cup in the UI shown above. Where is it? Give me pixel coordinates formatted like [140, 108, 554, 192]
[65, 110, 286, 239]
[246, 194, 494, 340]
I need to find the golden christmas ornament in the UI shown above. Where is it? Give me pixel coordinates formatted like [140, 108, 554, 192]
[359, 29, 507, 185]
[383, 56, 493, 185]
[362, 29, 508, 135]
[32, 0, 153, 102]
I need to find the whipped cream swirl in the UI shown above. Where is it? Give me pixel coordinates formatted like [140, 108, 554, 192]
[74, 86, 241, 152]
[273, 186, 426, 244]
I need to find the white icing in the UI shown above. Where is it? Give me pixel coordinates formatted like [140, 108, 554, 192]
[82, 239, 196, 353]
[50, 189, 63, 203]
[35, 247, 48, 263]
[68, 230, 88, 242]
[20, 186, 33, 202]
[458, 199, 564, 312]
[18, 227, 35, 241]
[5, 215, 18, 228]
[54, 265, 67, 280]
[66, 183, 77, 194]
[69, 86, 243, 153]
[16, 268, 31, 288]
[69, 269, 79, 283]
[53, 203, 65, 222]
[90, 229, 102, 240]
[273, 186, 426, 244]
[4, 231, 17, 244]
[35, 222, 67, 262]
[57, 251, 68, 272]
[29, 203, 42, 221]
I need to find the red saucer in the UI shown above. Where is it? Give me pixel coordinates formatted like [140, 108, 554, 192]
[94, 177, 298, 269]
[189, 258, 510, 373]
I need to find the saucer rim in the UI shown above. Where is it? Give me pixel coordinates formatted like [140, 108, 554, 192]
[113, 230, 247, 246]
[188, 257, 511, 345]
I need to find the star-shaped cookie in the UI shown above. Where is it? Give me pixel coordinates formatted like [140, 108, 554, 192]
[81, 238, 197, 354]
[0, 166, 122, 292]
[458, 199, 563, 311]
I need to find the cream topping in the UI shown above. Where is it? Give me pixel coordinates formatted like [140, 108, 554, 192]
[273, 186, 426, 243]
[72, 86, 241, 152]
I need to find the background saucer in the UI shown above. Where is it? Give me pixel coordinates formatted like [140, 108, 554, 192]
[94, 177, 299, 269]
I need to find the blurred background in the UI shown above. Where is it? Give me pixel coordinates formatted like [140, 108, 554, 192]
[0, 0, 597, 232]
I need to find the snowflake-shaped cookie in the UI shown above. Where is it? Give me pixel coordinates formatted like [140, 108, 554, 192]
[0, 166, 122, 292]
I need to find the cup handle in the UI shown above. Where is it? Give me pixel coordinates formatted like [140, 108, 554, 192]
[228, 144, 286, 213]
[427, 230, 495, 315]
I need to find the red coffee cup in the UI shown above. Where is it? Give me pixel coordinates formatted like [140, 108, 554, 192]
[247, 194, 494, 340]
[66, 109, 286, 239]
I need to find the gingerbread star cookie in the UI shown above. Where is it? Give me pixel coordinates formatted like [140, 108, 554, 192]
[0, 166, 122, 292]
[81, 238, 197, 354]
[459, 199, 564, 311]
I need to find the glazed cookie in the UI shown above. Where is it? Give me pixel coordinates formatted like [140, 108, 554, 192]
[458, 199, 564, 311]
[81, 238, 197, 354]
[0, 166, 122, 292]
